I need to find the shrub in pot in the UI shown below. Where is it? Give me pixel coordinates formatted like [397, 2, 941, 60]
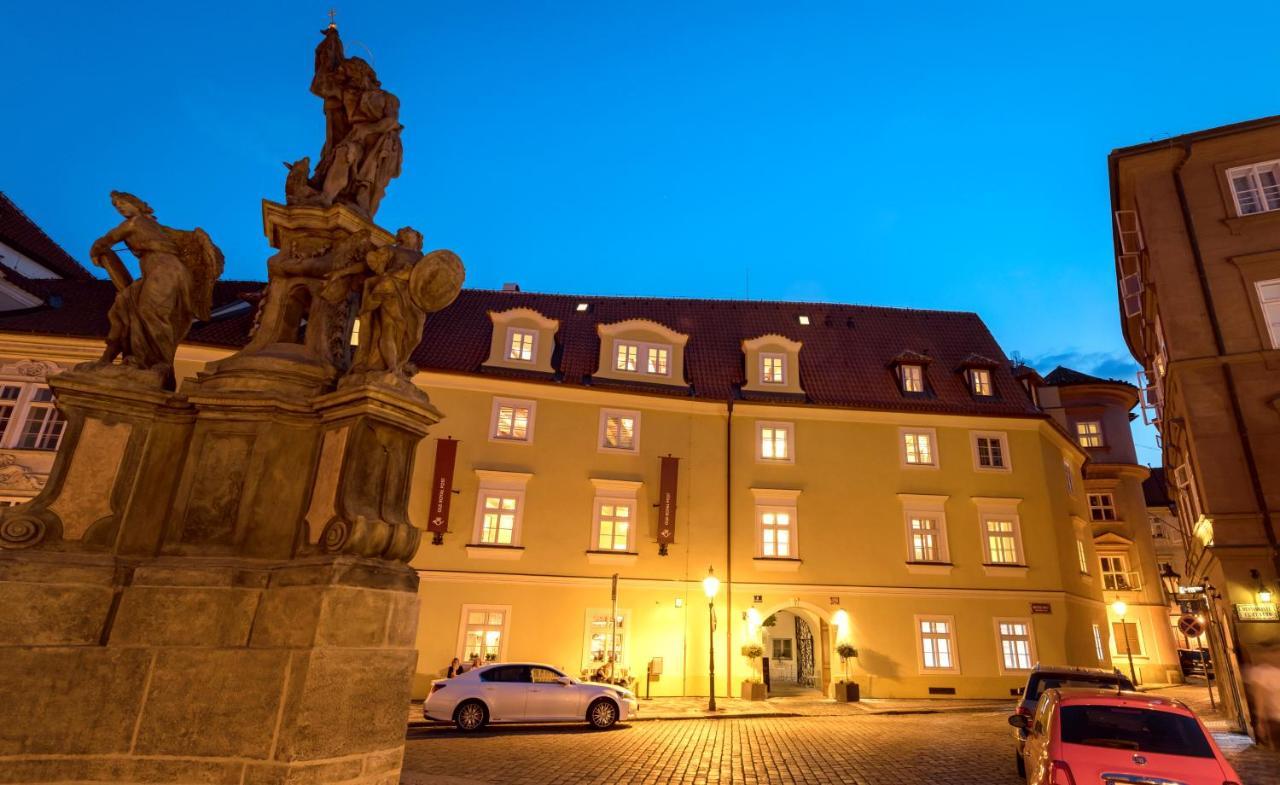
[740, 642, 766, 700]
[833, 642, 860, 702]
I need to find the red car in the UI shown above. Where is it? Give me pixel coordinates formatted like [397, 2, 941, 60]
[1009, 688, 1241, 785]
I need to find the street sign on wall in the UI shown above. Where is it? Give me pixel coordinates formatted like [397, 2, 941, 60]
[1235, 603, 1279, 622]
[1030, 602, 1052, 614]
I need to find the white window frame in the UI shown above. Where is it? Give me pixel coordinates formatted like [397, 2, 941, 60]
[1227, 159, 1280, 217]
[899, 494, 950, 566]
[1110, 618, 1146, 658]
[970, 431, 1011, 472]
[0, 382, 66, 452]
[915, 614, 960, 674]
[974, 498, 1025, 568]
[598, 408, 641, 454]
[755, 421, 795, 464]
[1063, 456, 1076, 495]
[583, 607, 630, 668]
[1092, 623, 1106, 662]
[760, 352, 787, 385]
[612, 339, 672, 378]
[969, 368, 993, 397]
[899, 427, 939, 468]
[589, 478, 642, 554]
[488, 397, 536, 444]
[1075, 420, 1105, 448]
[457, 604, 512, 663]
[470, 470, 532, 548]
[751, 488, 800, 561]
[505, 327, 538, 363]
[994, 617, 1037, 674]
[1256, 277, 1280, 349]
[1076, 538, 1090, 575]
[899, 363, 925, 393]
[1087, 492, 1117, 521]
[1100, 553, 1138, 592]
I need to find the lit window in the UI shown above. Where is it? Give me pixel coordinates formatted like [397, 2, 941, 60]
[997, 620, 1034, 671]
[761, 353, 786, 384]
[600, 409, 640, 453]
[585, 610, 627, 665]
[970, 368, 993, 396]
[1063, 457, 1075, 494]
[1092, 624, 1105, 661]
[478, 495, 519, 545]
[1257, 278, 1280, 349]
[759, 508, 794, 558]
[797, 315, 810, 325]
[902, 430, 936, 466]
[490, 398, 535, 443]
[1227, 160, 1280, 216]
[576, 302, 589, 312]
[1088, 492, 1117, 521]
[900, 364, 924, 393]
[349, 318, 360, 346]
[1076, 421, 1104, 448]
[507, 328, 536, 362]
[909, 516, 944, 562]
[615, 342, 638, 372]
[1076, 539, 1089, 574]
[460, 606, 508, 663]
[1101, 555, 1137, 591]
[757, 422, 794, 462]
[983, 517, 1023, 565]
[18, 389, 65, 451]
[972, 432, 1009, 470]
[647, 346, 669, 375]
[595, 501, 632, 551]
[918, 617, 957, 671]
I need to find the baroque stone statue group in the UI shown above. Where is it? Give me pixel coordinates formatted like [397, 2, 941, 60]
[0, 22, 460, 785]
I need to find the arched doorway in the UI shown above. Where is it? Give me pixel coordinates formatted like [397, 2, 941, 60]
[758, 603, 832, 697]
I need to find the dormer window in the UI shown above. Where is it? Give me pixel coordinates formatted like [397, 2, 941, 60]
[613, 340, 671, 377]
[901, 364, 924, 393]
[506, 328, 536, 362]
[761, 353, 786, 385]
[970, 368, 993, 396]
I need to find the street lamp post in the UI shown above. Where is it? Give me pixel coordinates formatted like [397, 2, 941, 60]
[1111, 600, 1138, 686]
[703, 567, 721, 712]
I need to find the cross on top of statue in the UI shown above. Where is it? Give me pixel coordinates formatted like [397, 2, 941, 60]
[327, 8, 336, 29]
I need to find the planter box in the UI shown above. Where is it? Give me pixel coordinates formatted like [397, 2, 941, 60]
[832, 681, 860, 702]
[741, 681, 767, 701]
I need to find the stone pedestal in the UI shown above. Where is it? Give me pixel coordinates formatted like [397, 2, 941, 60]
[0, 347, 438, 783]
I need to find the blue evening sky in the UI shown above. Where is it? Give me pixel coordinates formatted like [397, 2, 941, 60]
[8, 2, 1277, 465]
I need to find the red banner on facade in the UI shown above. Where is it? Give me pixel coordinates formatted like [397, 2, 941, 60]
[657, 456, 679, 555]
[428, 438, 458, 545]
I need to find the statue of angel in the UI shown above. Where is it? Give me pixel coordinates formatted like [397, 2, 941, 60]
[87, 191, 224, 386]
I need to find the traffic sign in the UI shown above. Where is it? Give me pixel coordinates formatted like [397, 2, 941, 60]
[1178, 614, 1205, 638]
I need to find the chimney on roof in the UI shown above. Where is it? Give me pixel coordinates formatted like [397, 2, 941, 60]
[502, 282, 521, 292]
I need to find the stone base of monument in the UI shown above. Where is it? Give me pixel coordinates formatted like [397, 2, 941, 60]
[0, 351, 437, 785]
[0, 555, 417, 785]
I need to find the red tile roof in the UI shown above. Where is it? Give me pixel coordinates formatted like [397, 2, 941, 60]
[0, 282, 1044, 418]
[0, 192, 93, 281]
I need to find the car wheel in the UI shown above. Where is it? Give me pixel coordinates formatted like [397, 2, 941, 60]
[454, 700, 488, 732]
[1015, 751, 1025, 778]
[587, 698, 619, 729]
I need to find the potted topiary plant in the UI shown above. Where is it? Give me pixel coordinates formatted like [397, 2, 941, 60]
[740, 642, 766, 700]
[833, 642, 860, 702]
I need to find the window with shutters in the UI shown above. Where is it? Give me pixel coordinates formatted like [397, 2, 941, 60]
[1227, 160, 1280, 216]
[1111, 620, 1144, 656]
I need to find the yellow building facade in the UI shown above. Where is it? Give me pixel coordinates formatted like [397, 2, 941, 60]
[0, 284, 1124, 701]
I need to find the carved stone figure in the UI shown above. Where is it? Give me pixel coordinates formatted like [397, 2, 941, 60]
[283, 157, 327, 206]
[0, 454, 45, 491]
[290, 26, 403, 218]
[86, 192, 224, 386]
[341, 228, 463, 383]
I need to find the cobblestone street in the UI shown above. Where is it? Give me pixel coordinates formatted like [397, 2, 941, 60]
[402, 708, 1280, 785]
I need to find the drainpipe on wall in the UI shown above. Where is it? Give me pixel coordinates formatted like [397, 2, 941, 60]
[725, 397, 734, 696]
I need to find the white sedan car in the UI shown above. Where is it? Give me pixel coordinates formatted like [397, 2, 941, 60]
[423, 663, 637, 731]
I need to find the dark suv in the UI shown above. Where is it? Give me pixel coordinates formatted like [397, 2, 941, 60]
[1009, 664, 1134, 776]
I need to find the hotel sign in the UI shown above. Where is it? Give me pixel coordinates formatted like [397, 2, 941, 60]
[427, 438, 459, 545]
[1235, 603, 1279, 622]
[657, 456, 680, 555]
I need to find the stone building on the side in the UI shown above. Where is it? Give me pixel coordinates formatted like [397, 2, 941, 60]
[1038, 366, 1183, 686]
[0, 193, 1163, 702]
[1110, 116, 1280, 739]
